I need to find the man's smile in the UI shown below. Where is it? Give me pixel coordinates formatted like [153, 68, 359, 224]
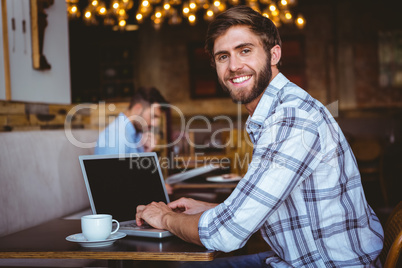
[230, 75, 252, 84]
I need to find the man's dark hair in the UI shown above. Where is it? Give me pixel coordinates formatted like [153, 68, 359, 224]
[128, 87, 167, 110]
[205, 5, 282, 68]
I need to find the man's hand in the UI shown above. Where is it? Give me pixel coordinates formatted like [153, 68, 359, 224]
[136, 199, 211, 246]
[136, 202, 172, 229]
[168, 197, 218, 215]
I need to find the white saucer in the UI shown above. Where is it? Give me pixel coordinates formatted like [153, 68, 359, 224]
[66, 232, 126, 248]
[206, 174, 242, 183]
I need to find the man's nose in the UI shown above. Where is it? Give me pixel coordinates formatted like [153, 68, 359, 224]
[229, 55, 244, 72]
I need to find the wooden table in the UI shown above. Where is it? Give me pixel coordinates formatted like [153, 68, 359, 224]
[0, 218, 216, 267]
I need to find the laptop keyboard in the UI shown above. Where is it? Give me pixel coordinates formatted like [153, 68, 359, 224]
[121, 222, 154, 230]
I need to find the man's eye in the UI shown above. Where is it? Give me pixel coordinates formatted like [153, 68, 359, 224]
[242, 48, 251, 54]
[217, 55, 228, 61]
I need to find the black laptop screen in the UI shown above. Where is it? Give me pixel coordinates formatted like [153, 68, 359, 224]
[82, 155, 168, 222]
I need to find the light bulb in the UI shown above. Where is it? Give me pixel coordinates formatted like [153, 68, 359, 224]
[295, 14, 305, 29]
[112, 1, 119, 9]
[119, 19, 126, 27]
[188, 14, 196, 25]
[67, 4, 80, 19]
[183, 3, 190, 16]
[99, 7, 106, 15]
[297, 17, 304, 24]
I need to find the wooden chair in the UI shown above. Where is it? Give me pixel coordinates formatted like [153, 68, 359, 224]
[350, 138, 388, 206]
[380, 201, 402, 268]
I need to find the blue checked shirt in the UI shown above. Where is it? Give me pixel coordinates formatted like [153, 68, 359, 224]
[199, 73, 384, 267]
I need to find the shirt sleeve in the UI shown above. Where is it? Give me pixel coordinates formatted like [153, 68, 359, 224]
[198, 108, 324, 252]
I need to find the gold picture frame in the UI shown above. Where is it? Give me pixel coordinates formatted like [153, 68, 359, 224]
[30, 0, 40, 69]
[30, 0, 53, 70]
[1, 0, 11, 99]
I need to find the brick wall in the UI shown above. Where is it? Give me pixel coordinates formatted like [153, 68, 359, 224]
[0, 101, 127, 132]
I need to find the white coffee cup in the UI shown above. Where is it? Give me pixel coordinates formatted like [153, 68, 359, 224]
[81, 214, 120, 241]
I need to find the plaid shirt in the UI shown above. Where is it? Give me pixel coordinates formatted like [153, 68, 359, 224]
[199, 73, 384, 267]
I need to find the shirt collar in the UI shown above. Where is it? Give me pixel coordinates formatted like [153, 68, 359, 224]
[248, 72, 289, 127]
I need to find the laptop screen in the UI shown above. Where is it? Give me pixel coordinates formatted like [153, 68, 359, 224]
[80, 153, 169, 222]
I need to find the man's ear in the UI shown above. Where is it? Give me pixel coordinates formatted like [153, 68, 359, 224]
[270, 45, 281, 66]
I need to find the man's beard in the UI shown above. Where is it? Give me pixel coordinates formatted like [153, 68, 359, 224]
[219, 60, 272, 104]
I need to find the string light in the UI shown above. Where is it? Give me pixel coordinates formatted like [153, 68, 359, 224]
[66, 0, 306, 30]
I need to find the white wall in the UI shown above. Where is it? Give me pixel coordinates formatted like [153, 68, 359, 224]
[0, 1, 6, 100]
[1, 0, 70, 104]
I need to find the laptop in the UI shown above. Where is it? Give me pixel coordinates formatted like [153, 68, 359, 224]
[79, 153, 173, 238]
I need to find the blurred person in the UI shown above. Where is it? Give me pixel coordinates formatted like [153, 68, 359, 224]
[135, 6, 384, 267]
[94, 87, 167, 155]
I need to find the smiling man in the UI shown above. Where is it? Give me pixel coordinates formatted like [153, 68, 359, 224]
[136, 6, 384, 267]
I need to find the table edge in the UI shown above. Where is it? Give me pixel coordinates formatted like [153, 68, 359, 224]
[0, 251, 217, 261]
